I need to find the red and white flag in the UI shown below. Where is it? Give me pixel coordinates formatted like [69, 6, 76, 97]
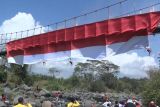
[6, 12, 160, 64]
[71, 35, 148, 59]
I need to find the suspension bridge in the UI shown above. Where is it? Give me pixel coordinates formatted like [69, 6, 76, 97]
[1, 0, 160, 65]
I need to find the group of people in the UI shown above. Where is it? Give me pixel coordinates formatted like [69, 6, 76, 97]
[62, 96, 158, 107]
[67, 96, 141, 107]
[102, 96, 158, 107]
[102, 96, 141, 107]
[13, 96, 80, 107]
[0, 94, 32, 107]
[0, 94, 158, 107]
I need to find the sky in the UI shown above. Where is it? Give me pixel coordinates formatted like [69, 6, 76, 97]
[0, 0, 160, 78]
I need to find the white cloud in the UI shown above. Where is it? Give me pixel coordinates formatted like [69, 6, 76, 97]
[106, 52, 157, 78]
[0, 12, 46, 42]
[30, 60, 75, 79]
[0, 12, 35, 33]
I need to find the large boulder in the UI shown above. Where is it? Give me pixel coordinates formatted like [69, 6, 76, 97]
[83, 100, 94, 107]
[39, 89, 50, 96]
[34, 99, 41, 107]
[19, 84, 31, 91]
[42, 101, 52, 107]
[3, 87, 11, 94]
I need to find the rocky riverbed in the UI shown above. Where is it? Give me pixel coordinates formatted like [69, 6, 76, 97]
[0, 84, 140, 107]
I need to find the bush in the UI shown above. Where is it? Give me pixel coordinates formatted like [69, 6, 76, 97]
[89, 80, 106, 92]
[0, 71, 7, 83]
[0, 65, 7, 83]
[24, 75, 34, 86]
[45, 79, 65, 91]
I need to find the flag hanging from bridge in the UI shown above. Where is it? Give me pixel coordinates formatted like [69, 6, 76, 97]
[6, 11, 160, 64]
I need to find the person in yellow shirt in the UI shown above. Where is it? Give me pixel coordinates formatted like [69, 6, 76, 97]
[25, 103, 32, 107]
[67, 97, 80, 107]
[24, 99, 32, 107]
[14, 97, 26, 107]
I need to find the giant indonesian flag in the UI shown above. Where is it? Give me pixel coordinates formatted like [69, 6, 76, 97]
[6, 12, 160, 64]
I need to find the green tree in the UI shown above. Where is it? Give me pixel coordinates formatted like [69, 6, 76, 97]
[74, 60, 119, 81]
[73, 60, 119, 91]
[142, 68, 160, 106]
[0, 65, 7, 83]
[9, 64, 29, 85]
[89, 80, 106, 92]
[0, 57, 8, 83]
[99, 72, 118, 89]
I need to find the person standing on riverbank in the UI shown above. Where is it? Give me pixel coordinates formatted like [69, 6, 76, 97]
[14, 97, 26, 107]
[114, 101, 119, 107]
[149, 101, 157, 107]
[102, 96, 111, 107]
[125, 99, 136, 107]
[67, 97, 80, 107]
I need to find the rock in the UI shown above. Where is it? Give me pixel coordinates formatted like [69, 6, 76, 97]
[42, 101, 52, 107]
[40, 96, 45, 102]
[0, 101, 6, 107]
[3, 87, 12, 98]
[20, 84, 31, 91]
[39, 89, 50, 96]
[83, 100, 94, 107]
[34, 99, 41, 107]
[12, 87, 19, 92]
[26, 91, 34, 97]
[39, 91, 46, 96]
[33, 92, 39, 98]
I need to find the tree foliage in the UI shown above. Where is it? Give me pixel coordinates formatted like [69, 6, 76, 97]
[72, 60, 147, 93]
[8, 64, 33, 86]
[73, 60, 120, 92]
[142, 68, 160, 106]
[74, 60, 119, 80]
[0, 65, 7, 83]
[0, 57, 8, 83]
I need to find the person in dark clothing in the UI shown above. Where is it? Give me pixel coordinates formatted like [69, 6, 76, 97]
[1, 94, 6, 102]
[114, 101, 119, 107]
[125, 99, 136, 107]
[119, 101, 124, 107]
